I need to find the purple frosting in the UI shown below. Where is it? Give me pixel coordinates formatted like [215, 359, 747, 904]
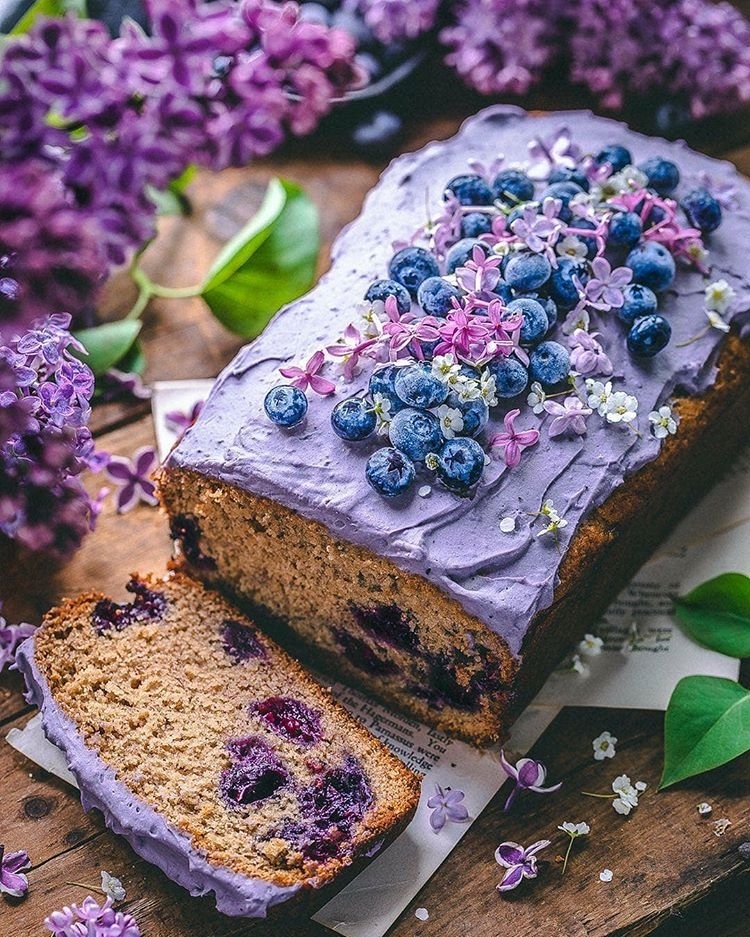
[15, 637, 302, 918]
[167, 106, 750, 655]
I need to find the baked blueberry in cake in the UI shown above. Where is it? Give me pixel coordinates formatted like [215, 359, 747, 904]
[15, 574, 420, 917]
[158, 106, 750, 744]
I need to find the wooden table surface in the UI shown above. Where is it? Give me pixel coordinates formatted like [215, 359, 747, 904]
[2, 53, 750, 937]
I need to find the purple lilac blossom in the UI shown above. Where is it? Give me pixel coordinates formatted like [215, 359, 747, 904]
[105, 446, 159, 514]
[490, 409, 540, 468]
[164, 400, 205, 435]
[543, 396, 592, 437]
[355, 0, 440, 43]
[426, 783, 469, 831]
[499, 750, 562, 811]
[0, 315, 107, 558]
[495, 838, 551, 892]
[0, 845, 31, 898]
[0, 610, 35, 675]
[44, 895, 141, 937]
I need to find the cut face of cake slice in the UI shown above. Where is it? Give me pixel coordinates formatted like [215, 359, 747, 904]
[159, 105, 750, 745]
[15, 573, 421, 918]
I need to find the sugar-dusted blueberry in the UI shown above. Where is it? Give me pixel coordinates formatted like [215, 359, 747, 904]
[425, 437, 485, 495]
[364, 278, 411, 315]
[503, 252, 551, 292]
[445, 238, 488, 274]
[251, 696, 323, 746]
[528, 341, 571, 387]
[460, 211, 493, 238]
[538, 181, 583, 222]
[608, 211, 642, 250]
[627, 314, 672, 357]
[546, 258, 588, 311]
[548, 166, 590, 191]
[619, 283, 658, 326]
[365, 446, 416, 497]
[595, 144, 632, 173]
[681, 188, 722, 234]
[388, 246, 440, 297]
[638, 156, 680, 196]
[417, 276, 461, 317]
[445, 391, 489, 437]
[506, 297, 549, 345]
[491, 168, 535, 206]
[626, 241, 676, 292]
[488, 357, 529, 398]
[444, 173, 493, 206]
[368, 364, 407, 416]
[331, 396, 377, 441]
[264, 385, 307, 427]
[388, 407, 443, 462]
[394, 364, 448, 409]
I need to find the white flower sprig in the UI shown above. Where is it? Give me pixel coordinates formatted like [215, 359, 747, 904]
[558, 821, 590, 874]
[648, 405, 678, 439]
[592, 731, 617, 761]
[582, 774, 647, 815]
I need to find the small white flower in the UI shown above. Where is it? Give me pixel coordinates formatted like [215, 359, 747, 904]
[571, 653, 589, 675]
[415, 908, 429, 922]
[697, 802, 713, 817]
[604, 390, 638, 424]
[499, 516, 516, 533]
[559, 821, 590, 837]
[599, 869, 613, 883]
[432, 354, 462, 384]
[648, 405, 677, 439]
[586, 379, 612, 415]
[592, 730, 617, 761]
[562, 306, 591, 335]
[556, 235, 588, 261]
[635, 780, 647, 792]
[418, 485, 432, 498]
[100, 871, 126, 902]
[479, 370, 498, 407]
[713, 818, 732, 836]
[539, 498, 559, 520]
[454, 377, 482, 402]
[355, 299, 385, 338]
[705, 308, 730, 333]
[436, 404, 464, 439]
[527, 381, 547, 414]
[610, 774, 646, 815]
[371, 392, 393, 435]
[538, 516, 568, 539]
[704, 279, 736, 315]
[686, 241, 710, 267]
[579, 633, 603, 656]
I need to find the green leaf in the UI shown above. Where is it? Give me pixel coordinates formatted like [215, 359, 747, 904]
[200, 177, 319, 338]
[9, 0, 85, 34]
[673, 572, 750, 658]
[116, 339, 146, 376]
[660, 675, 750, 789]
[73, 320, 142, 375]
[146, 166, 196, 217]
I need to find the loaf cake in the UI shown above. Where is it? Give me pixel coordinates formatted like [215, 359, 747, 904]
[158, 106, 750, 745]
[15, 573, 420, 917]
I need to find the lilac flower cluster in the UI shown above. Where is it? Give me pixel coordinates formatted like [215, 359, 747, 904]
[353, 0, 441, 44]
[0, 1, 362, 337]
[0, 314, 107, 558]
[441, 0, 750, 120]
[44, 895, 140, 937]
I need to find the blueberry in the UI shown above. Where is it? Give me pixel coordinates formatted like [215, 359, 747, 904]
[595, 144, 632, 173]
[488, 357, 529, 398]
[506, 297, 549, 345]
[426, 437, 485, 494]
[619, 283, 658, 325]
[608, 211, 642, 250]
[351, 111, 402, 157]
[569, 217, 598, 257]
[627, 314, 672, 357]
[365, 447, 416, 497]
[388, 246, 440, 297]
[331, 8, 376, 47]
[460, 211, 493, 238]
[546, 258, 588, 311]
[548, 166, 590, 191]
[514, 292, 557, 330]
[539, 181, 583, 222]
[331, 396, 376, 441]
[491, 169, 535, 206]
[394, 364, 448, 409]
[251, 696, 323, 746]
[503, 253, 552, 292]
[528, 341, 571, 387]
[444, 173, 493, 206]
[445, 238, 488, 275]
[417, 276, 461, 317]
[626, 242, 676, 292]
[681, 188, 722, 234]
[264, 385, 307, 427]
[388, 408, 443, 462]
[364, 278, 411, 315]
[369, 364, 407, 416]
[642, 203, 667, 230]
[445, 391, 489, 437]
[638, 156, 680, 196]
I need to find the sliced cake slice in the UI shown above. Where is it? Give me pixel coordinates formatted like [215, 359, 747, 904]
[15, 572, 420, 918]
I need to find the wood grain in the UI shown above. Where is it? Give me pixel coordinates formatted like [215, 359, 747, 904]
[3, 81, 750, 936]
